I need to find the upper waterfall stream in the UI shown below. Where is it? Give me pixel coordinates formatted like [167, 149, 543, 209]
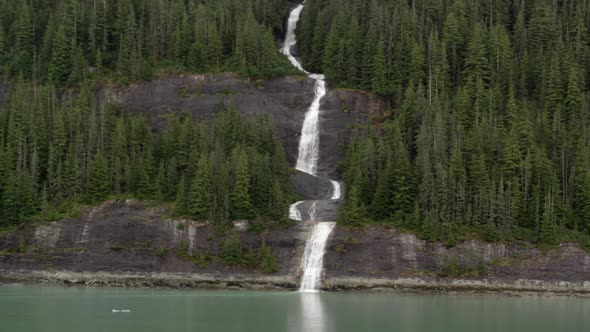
[284, 2, 340, 292]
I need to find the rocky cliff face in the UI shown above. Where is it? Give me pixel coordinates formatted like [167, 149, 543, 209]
[1, 74, 589, 293]
[2, 205, 589, 293]
[323, 227, 590, 292]
[106, 74, 381, 174]
[0, 200, 310, 288]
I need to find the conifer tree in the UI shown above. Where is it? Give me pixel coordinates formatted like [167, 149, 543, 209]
[230, 146, 254, 220]
[88, 152, 110, 203]
[49, 26, 71, 86]
[372, 39, 388, 95]
[175, 175, 190, 216]
[190, 154, 213, 220]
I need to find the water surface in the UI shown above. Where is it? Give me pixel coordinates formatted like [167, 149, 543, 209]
[0, 285, 588, 331]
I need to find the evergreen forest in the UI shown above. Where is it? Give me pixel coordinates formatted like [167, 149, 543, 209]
[0, 81, 293, 230]
[0, 0, 294, 85]
[306, 0, 590, 247]
[0, 0, 297, 231]
[1, 0, 590, 250]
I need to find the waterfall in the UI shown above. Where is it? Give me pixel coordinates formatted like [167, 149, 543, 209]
[289, 201, 304, 221]
[284, 2, 340, 292]
[282, 5, 308, 74]
[330, 180, 341, 200]
[298, 222, 336, 292]
[295, 77, 325, 175]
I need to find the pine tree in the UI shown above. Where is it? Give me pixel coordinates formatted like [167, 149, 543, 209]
[13, 2, 34, 77]
[345, 185, 362, 225]
[88, 152, 110, 203]
[230, 146, 254, 220]
[190, 154, 213, 220]
[49, 25, 71, 86]
[372, 39, 389, 95]
[175, 174, 190, 216]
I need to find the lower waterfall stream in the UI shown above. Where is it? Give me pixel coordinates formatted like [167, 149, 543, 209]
[283, 2, 340, 292]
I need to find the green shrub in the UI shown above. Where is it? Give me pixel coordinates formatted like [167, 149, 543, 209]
[244, 247, 258, 268]
[440, 256, 460, 277]
[191, 250, 211, 268]
[221, 234, 243, 267]
[258, 244, 279, 273]
[176, 239, 188, 258]
[156, 246, 168, 258]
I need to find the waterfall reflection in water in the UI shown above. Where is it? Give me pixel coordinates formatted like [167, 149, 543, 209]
[298, 293, 328, 332]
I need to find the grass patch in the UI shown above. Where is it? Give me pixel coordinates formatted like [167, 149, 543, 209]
[438, 256, 488, 278]
[343, 236, 360, 245]
[335, 245, 348, 254]
[156, 246, 168, 258]
[110, 244, 127, 251]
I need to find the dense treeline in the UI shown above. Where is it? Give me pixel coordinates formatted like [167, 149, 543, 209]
[0, 0, 295, 85]
[320, 0, 590, 247]
[0, 81, 293, 229]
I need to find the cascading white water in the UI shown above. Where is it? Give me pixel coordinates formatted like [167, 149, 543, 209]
[295, 77, 325, 175]
[330, 180, 341, 200]
[289, 201, 304, 221]
[282, 5, 309, 74]
[298, 222, 336, 292]
[284, 2, 341, 292]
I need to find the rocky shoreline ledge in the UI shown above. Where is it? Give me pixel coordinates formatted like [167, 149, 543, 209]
[1, 201, 589, 296]
[2, 270, 590, 297]
[0, 270, 298, 290]
[324, 277, 590, 296]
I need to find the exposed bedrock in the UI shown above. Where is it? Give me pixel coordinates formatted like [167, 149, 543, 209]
[0, 200, 309, 277]
[110, 74, 315, 167]
[2, 202, 589, 292]
[324, 227, 590, 284]
[289, 171, 334, 200]
[293, 200, 340, 222]
[107, 74, 384, 180]
[318, 87, 387, 178]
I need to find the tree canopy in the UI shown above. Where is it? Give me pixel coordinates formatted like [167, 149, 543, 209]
[0, 0, 296, 85]
[323, 0, 590, 248]
[0, 82, 293, 230]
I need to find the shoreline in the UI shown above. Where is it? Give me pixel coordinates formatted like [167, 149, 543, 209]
[0, 270, 298, 291]
[323, 277, 590, 297]
[2, 269, 589, 297]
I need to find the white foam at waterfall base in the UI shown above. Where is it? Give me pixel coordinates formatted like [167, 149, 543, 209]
[299, 222, 336, 292]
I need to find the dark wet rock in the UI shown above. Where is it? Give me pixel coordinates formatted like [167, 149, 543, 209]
[108, 74, 383, 180]
[110, 74, 317, 167]
[1, 203, 589, 293]
[0, 200, 310, 277]
[318, 87, 388, 178]
[289, 171, 334, 200]
[324, 226, 590, 284]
